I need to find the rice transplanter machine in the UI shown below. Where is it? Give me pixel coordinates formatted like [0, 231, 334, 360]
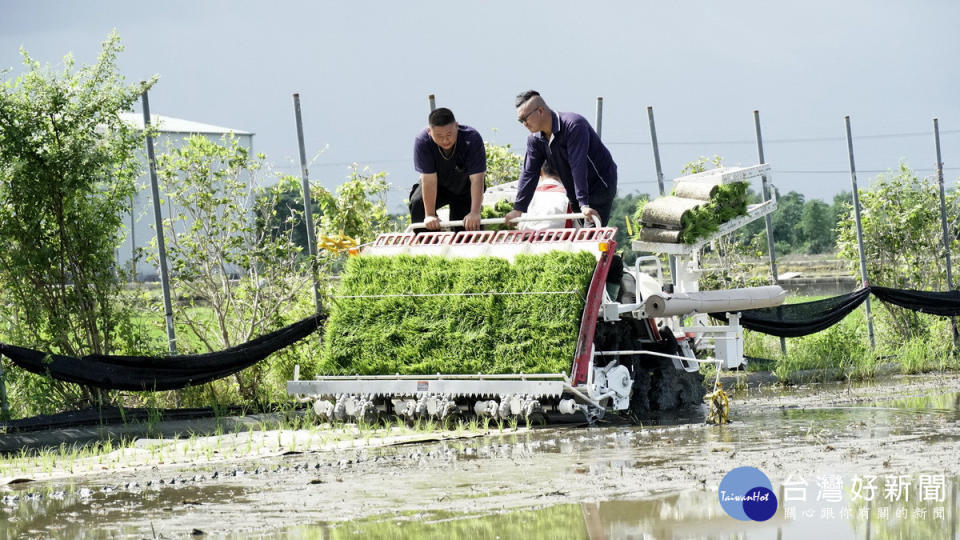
[287, 164, 784, 423]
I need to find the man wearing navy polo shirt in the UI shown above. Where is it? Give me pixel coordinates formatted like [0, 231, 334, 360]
[409, 107, 486, 231]
[505, 90, 617, 226]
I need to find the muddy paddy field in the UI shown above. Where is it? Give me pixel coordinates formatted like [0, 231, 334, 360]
[3, 373, 960, 539]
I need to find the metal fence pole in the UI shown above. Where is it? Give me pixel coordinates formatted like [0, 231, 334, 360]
[934, 118, 958, 345]
[293, 94, 322, 314]
[646, 107, 675, 284]
[646, 107, 666, 197]
[844, 115, 875, 349]
[141, 89, 177, 354]
[753, 111, 786, 354]
[595, 97, 603, 139]
[129, 194, 137, 281]
[428, 94, 436, 112]
[0, 356, 10, 422]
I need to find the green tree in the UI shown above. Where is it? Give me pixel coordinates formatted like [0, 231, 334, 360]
[156, 145, 393, 404]
[831, 190, 852, 238]
[154, 134, 316, 402]
[264, 165, 393, 254]
[264, 185, 312, 251]
[484, 140, 522, 187]
[609, 193, 648, 264]
[0, 32, 154, 410]
[836, 163, 959, 337]
[771, 190, 804, 254]
[799, 199, 835, 253]
[741, 189, 805, 254]
[313, 165, 392, 240]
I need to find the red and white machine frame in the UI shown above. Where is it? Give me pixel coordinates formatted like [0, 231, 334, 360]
[288, 214, 631, 421]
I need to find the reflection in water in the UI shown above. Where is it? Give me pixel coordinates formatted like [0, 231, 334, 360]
[577, 493, 786, 539]
[2, 391, 960, 538]
[0, 481, 249, 539]
[297, 480, 958, 540]
[283, 505, 589, 540]
[866, 392, 960, 415]
[847, 475, 960, 540]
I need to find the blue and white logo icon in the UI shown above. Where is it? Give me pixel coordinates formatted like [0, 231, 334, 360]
[718, 466, 779, 521]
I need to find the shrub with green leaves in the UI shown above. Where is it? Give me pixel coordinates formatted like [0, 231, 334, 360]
[0, 32, 157, 411]
[480, 199, 514, 231]
[318, 251, 597, 375]
[836, 163, 960, 339]
[483, 140, 522, 187]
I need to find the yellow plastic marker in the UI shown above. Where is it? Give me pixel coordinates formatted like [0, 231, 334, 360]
[317, 233, 358, 254]
[705, 381, 730, 425]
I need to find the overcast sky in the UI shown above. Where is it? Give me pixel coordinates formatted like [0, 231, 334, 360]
[3, 0, 959, 212]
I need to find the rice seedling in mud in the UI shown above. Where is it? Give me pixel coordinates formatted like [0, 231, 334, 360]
[318, 251, 596, 376]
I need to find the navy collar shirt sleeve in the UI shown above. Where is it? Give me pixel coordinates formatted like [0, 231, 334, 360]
[513, 112, 560, 213]
[513, 112, 616, 214]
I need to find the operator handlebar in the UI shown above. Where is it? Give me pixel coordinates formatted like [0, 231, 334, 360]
[404, 212, 602, 233]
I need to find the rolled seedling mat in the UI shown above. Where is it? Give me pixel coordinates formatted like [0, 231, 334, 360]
[639, 227, 683, 243]
[640, 196, 703, 229]
[673, 179, 721, 201]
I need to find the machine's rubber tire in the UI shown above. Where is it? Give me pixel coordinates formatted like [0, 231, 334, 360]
[650, 356, 681, 410]
[628, 363, 653, 413]
[677, 368, 706, 408]
[600, 319, 703, 414]
[593, 320, 632, 368]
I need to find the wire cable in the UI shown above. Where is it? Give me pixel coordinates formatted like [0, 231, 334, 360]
[606, 128, 960, 147]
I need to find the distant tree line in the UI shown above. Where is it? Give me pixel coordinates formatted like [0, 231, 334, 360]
[730, 189, 851, 256]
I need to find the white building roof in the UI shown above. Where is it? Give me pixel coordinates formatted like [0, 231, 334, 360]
[120, 112, 253, 136]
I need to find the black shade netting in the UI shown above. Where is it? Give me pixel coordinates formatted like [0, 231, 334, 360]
[871, 286, 960, 316]
[710, 287, 871, 338]
[0, 313, 324, 391]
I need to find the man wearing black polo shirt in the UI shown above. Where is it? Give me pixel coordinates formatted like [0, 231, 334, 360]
[409, 107, 486, 231]
[505, 90, 617, 226]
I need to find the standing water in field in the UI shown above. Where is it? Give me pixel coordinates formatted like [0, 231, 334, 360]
[3, 375, 960, 538]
